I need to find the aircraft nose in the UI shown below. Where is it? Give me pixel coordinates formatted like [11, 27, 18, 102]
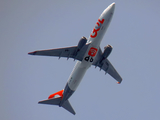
[111, 2, 115, 7]
[109, 2, 115, 12]
[102, 2, 115, 16]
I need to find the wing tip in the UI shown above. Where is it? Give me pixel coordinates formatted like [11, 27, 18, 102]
[28, 51, 36, 55]
[117, 79, 122, 84]
[38, 100, 44, 104]
[38, 100, 48, 104]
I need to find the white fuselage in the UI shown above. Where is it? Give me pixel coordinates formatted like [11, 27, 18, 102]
[67, 3, 115, 91]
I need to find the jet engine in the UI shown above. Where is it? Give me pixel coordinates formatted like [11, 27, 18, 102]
[73, 37, 87, 59]
[99, 45, 112, 63]
[77, 36, 87, 50]
[103, 45, 112, 58]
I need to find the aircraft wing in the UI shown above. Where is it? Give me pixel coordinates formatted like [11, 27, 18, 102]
[93, 48, 122, 83]
[28, 44, 89, 61]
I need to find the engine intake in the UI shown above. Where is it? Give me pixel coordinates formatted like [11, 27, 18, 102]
[99, 45, 112, 63]
[103, 45, 112, 58]
[77, 36, 87, 50]
[73, 37, 87, 59]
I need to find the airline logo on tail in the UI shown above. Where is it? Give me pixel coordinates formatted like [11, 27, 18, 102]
[48, 90, 64, 99]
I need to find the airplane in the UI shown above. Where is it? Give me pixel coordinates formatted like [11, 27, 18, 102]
[28, 2, 122, 115]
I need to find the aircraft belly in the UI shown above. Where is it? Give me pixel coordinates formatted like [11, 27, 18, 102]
[68, 61, 89, 91]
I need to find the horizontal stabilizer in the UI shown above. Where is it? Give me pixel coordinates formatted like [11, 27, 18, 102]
[38, 97, 76, 115]
[62, 100, 76, 115]
[38, 97, 61, 105]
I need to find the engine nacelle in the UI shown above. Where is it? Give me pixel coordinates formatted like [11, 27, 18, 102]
[77, 36, 87, 50]
[102, 45, 113, 59]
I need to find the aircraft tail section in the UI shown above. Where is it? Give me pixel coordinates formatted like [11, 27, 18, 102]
[38, 90, 76, 115]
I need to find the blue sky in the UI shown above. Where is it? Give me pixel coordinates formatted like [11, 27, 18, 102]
[1, 0, 160, 119]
